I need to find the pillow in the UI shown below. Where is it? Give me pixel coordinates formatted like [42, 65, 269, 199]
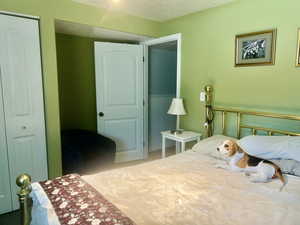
[192, 135, 300, 176]
[237, 135, 300, 162]
[192, 135, 237, 161]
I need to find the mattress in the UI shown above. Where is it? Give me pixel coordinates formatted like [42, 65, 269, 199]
[31, 135, 300, 225]
[82, 135, 300, 225]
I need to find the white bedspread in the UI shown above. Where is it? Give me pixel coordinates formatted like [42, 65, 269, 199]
[83, 135, 300, 225]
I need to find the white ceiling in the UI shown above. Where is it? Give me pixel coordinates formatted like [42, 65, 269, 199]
[55, 20, 152, 42]
[73, 0, 235, 22]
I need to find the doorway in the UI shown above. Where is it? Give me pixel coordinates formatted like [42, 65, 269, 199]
[55, 20, 152, 173]
[143, 34, 182, 159]
[55, 20, 181, 165]
[147, 42, 178, 154]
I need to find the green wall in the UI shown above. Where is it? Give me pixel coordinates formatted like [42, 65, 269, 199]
[161, 0, 300, 135]
[56, 34, 136, 132]
[3, 0, 300, 177]
[0, 0, 161, 178]
[56, 34, 97, 131]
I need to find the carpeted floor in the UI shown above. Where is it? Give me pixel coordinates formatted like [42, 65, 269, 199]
[92, 146, 176, 172]
[0, 148, 177, 225]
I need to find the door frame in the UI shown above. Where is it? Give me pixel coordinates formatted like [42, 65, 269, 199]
[142, 33, 182, 159]
[0, 10, 40, 20]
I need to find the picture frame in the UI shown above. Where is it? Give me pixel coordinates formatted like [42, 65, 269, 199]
[296, 28, 300, 67]
[235, 29, 276, 67]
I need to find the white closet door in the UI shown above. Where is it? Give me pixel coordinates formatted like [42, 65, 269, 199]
[0, 14, 48, 210]
[0, 73, 12, 214]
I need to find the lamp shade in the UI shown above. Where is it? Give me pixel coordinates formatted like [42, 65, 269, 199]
[167, 98, 186, 115]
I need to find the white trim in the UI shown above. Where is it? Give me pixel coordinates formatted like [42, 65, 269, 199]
[142, 33, 182, 159]
[176, 34, 182, 98]
[0, 11, 39, 20]
[141, 33, 181, 47]
[143, 45, 149, 159]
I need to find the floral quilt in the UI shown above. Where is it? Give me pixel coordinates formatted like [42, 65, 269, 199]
[39, 174, 136, 225]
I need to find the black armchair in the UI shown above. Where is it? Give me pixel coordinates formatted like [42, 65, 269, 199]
[61, 129, 116, 174]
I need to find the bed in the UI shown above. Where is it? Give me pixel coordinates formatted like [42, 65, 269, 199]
[16, 85, 300, 225]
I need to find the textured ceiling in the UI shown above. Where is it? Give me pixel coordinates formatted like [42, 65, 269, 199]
[73, 0, 235, 22]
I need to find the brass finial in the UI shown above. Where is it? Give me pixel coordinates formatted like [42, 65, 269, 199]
[16, 174, 32, 197]
[16, 174, 31, 189]
[16, 174, 32, 225]
[204, 85, 213, 93]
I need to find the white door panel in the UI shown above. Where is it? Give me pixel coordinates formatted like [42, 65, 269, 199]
[0, 67, 12, 214]
[0, 14, 48, 210]
[95, 42, 144, 162]
[104, 119, 137, 151]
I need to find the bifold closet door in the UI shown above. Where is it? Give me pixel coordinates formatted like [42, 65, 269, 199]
[0, 73, 12, 214]
[0, 14, 48, 210]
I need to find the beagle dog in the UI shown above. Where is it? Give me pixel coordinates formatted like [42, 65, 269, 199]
[216, 140, 285, 188]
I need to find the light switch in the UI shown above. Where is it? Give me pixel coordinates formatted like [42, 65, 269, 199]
[200, 92, 206, 102]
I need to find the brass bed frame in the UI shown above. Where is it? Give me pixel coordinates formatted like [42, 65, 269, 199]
[203, 85, 300, 138]
[16, 85, 300, 225]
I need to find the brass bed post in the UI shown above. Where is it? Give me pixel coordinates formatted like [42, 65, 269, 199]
[221, 111, 226, 135]
[237, 112, 241, 139]
[204, 85, 214, 137]
[16, 174, 32, 225]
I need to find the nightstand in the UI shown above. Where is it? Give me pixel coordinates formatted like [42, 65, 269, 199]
[161, 130, 202, 158]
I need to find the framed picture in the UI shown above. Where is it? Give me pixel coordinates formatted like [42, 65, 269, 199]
[235, 29, 276, 66]
[296, 29, 300, 67]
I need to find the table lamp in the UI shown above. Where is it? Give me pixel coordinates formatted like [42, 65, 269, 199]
[167, 98, 186, 134]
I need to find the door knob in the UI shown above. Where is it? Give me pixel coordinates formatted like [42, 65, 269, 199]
[98, 112, 104, 117]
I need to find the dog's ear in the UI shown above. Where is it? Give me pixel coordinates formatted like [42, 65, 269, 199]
[232, 141, 243, 153]
[227, 140, 243, 156]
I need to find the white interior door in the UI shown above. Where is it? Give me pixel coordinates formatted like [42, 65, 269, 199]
[0, 14, 48, 210]
[95, 42, 144, 162]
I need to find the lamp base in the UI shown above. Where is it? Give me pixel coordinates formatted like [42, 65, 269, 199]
[170, 129, 183, 135]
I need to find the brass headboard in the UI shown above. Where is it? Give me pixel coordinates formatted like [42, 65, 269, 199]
[203, 85, 300, 138]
